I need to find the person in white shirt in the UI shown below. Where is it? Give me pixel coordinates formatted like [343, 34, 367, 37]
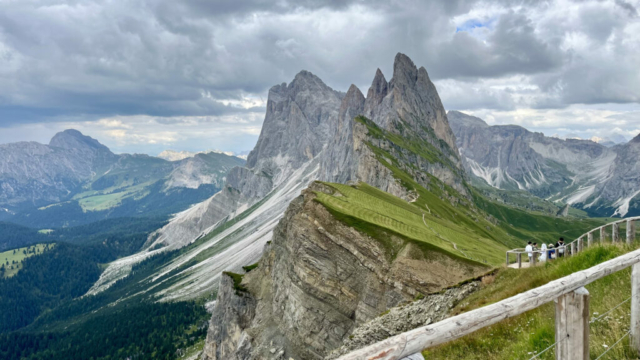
[525, 241, 533, 259]
[539, 243, 548, 262]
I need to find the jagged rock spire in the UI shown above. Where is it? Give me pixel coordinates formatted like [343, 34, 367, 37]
[246, 69, 343, 174]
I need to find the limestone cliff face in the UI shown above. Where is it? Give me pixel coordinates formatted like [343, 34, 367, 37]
[201, 182, 487, 360]
[150, 71, 342, 249]
[247, 70, 343, 182]
[363, 53, 460, 164]
[319, 53, 466, 198]
[202, 274, 256, 360]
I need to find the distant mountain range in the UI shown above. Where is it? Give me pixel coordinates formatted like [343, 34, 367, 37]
[0, 130, 245, 227]
[449, 110, 640, 217]
[158, 149, 248, 161]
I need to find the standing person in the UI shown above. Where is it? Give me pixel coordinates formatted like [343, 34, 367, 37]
[525, 241, 533, 261]
[556, 238, 565, 257]
[539, 243, 548, 262]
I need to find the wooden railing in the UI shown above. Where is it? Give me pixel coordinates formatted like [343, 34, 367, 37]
[506, 216, 640, 268]
[338, 217, 640, 360]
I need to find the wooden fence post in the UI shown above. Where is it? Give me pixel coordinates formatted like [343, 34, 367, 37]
[506, 252, 510, 267]
[517, 253, 522, 269]
[613, 223, 620, 243]
[578, 237, 583, 252]
[588, 232, 593, 248]
[601, 226, 606, 242]
[530, 253, 537, 267]
[571, 242, 576, 257]
[628, 220, 636, 245]
[632, 264, 640, 353]
[555, 287, 590, 360]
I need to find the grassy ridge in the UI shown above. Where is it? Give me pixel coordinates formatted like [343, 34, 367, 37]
[341, 117, 609, 268]
[315, 182, 505, 265]
[423, 244, 640, 359]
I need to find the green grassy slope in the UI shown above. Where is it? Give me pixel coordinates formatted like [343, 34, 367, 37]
[346, 116, 609, 267]
[315, 182, 506, 266]
[423, 243, 640, 359]
[0, 244, 55, 278]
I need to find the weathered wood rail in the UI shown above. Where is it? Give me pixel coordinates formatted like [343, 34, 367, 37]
[506, 216, 640, 268]
[338, 216, 640, 360]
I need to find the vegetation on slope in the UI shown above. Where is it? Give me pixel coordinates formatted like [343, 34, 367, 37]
[315, 182, 504, 266]
[0, 222, 210, 359]
[339, 116, 608, 267]
[0, 301, 207, 360]
[423, 243, 640, 359]
[0, 217, 167, 333]
[0, 244, 55, 278]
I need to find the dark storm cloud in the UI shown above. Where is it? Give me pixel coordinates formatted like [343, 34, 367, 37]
[425, 11, 564, 80]
[0, 0, 639, 151]
[616, 0, 638, 16]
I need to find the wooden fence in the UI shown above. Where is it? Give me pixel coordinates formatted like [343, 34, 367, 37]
[338, 216, 640, 360]
[506, 216, 640, 268]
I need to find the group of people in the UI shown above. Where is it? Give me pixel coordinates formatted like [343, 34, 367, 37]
[525, 238, 567, 262]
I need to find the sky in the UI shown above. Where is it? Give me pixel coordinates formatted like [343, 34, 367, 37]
[0, 0, 639, 155]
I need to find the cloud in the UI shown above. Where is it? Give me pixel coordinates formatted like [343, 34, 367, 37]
[0, 0, 639, 153]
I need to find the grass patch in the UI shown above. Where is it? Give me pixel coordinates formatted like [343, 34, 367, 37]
[76, 181, 155, 212]
[242, 263, 259, 273]
[423, 244, 640, 359]
[223, 271, 247, 295]
[0, 243, 55, 278]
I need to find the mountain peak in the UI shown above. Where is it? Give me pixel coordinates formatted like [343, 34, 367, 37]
[391, 52, 418, 86]
[631, 133, 640, 144]
[49, 129, 112, 155]
[447, 111, 489, 128]
[292, 70, 325, 86]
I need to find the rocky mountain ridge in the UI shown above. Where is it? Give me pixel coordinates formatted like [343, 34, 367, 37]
[197, 54, 499, 360]
[0, 130, 244, 226]
[201, 183, 489, 360]
[0, 130, 117, 208]
[139, 53, 467, 269]
[448, 110, 640, 217]
[92, 53, 470, 304]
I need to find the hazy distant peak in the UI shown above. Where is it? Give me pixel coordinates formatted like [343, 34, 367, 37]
[49, 129, 112, 154]
[447, 110, 489, 128]
[158, 149, 243, 161]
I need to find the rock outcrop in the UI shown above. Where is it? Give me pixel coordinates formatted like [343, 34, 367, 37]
[248, 70, 344, 183]
[327, 282, 479, 359]
[201, 183, 488, 360]
[200, 54, 488, 360]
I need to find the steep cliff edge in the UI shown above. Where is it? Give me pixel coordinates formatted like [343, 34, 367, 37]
[202, 182, 493, 360]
